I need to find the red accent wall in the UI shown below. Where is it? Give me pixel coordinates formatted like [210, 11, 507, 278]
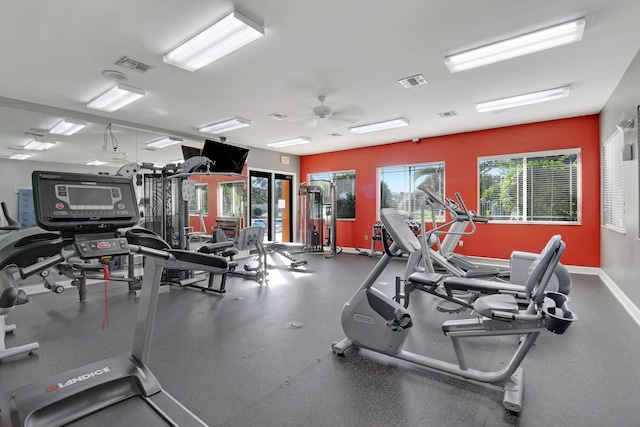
[300, 115, 600, 267]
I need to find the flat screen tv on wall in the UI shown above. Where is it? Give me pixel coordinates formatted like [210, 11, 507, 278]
[200, 139, 249, 175]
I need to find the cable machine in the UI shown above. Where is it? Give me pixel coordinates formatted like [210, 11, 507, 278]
[298, 181, 339, 257]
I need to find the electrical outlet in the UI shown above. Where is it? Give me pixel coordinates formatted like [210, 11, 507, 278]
[364, 235, 368, 241]
[459, 240, 464, 247]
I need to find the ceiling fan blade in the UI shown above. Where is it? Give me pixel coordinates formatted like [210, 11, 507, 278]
[306, 118, 322, 128]
[331, 104, 365, 124]
[333, 104, 365, 118]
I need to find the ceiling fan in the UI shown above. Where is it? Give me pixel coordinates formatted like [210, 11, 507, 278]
[298, 95, 364, 128]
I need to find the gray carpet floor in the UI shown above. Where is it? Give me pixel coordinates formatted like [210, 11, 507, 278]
[1, 251, 639, 426]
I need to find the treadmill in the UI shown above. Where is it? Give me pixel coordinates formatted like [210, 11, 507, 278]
[0, 170, 229, 427]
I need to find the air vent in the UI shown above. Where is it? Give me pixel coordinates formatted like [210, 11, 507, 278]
[268, 112, 289, 120]
[115, 56, 151, 73]
[398, 74, 428, 88]
[437, 110, 458, 118]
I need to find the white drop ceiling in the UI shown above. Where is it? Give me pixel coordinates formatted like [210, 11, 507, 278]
[0, 0, 639, 167]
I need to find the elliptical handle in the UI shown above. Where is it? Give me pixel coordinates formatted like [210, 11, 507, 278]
[381, 228, 396, 257]
[454, 192, 477, 236]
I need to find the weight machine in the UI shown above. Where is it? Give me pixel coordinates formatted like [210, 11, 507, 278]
[298, 181, 339, 257]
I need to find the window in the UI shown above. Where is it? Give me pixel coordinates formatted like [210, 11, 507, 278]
[219, 181, 245, 217]
[309, 171, 356, 219]
[378, 162, 445, 220]
[602, 130, 625, 232]
[188, 183, 208, 216]
[478, 149, 580, 223]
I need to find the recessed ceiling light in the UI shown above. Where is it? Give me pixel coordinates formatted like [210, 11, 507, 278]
[86, 159, 108, 166]
[9, 153, 31, 160]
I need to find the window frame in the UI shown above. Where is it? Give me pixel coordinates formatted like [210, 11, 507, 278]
[218, 180, 246, 218]
[477, 148, 582, 224]
[308, 170, 356, 220]
[376, 161, 446, 222]
[188, 182, 209, 216]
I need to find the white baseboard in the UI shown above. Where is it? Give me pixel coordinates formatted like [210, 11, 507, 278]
[598, 270, 640, 328]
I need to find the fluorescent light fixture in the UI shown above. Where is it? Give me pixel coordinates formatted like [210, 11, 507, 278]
[146, 136, 183, 149]
[476, 86, 570, 113]
[199, 117, 251, 134]
[164, 10, 264, 72]
[86, 159, 108, 166]
[87, 84, 145, 112]
[266, 137, 311, 148]
[9, 153, 31, 160]
[49, 118, 87, 135]
[349, 118, 410, 134]
[445, 18, 585, 72]
[24, 139, 56, 150]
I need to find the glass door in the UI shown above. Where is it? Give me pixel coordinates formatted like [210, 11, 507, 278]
[249, 170, 294, 242]
[249, 171, 271, 241]
[275, 174, 293, 242]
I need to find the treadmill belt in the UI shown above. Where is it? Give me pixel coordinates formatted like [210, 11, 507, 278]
[65, 396, 168, 427]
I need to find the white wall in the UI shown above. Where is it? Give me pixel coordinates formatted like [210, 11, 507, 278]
[599, 48, 640, 308]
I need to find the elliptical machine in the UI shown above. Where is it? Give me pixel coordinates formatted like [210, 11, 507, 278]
[332, 208, 577, 412]
[0, 269, 38, 362]
[0, 202, 65, 361]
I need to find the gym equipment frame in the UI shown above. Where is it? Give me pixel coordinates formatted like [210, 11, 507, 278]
[0, 170, 228, 426]
[332, 208, 576, 412]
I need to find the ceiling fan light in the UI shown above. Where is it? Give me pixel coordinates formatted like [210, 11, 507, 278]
[349, 118, 409, 134]
[266, 137, 311, 148]
[49, 118, 87, 135]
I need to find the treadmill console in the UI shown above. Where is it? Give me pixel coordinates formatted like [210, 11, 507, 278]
[32, 171, 139, 233]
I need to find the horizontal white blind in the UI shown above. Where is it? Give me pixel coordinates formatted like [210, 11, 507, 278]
[602, 130, 624, 232]
[526, 153, 579, 221]
[479, 150, 580, 223]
